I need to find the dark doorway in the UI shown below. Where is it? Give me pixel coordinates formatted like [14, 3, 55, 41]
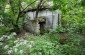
[39, 21, 46, 35]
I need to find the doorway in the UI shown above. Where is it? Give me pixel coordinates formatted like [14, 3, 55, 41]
[39, 21, 46, 34]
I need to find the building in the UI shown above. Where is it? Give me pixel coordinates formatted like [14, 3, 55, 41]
[23, 9, 62, 34]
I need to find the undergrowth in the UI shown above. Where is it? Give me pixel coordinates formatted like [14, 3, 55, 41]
[0, 31, 85, 55]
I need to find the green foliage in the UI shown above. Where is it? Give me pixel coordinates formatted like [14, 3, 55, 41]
[0, 0, 85, 55]
[0, 32, 84, 55]
[81, 0, 85, 6]
[29, 38, 55, 55]
[62, 6, 85, 34]
[0, 26, 11, 34]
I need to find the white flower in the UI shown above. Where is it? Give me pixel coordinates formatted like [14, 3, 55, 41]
[3, 35, 8, 38]
[14, 48, 18, 52]
[3, 35, 6, 37]
[19, 50, 23, 54]
[8, 50, 13, 54]
[20, 39, 24, 42]
[0, 37, 4, 41]
[0, 42, 3, 45]
[23, 40, 28, 44]
[7, 36, 11, 39]
[0, 17, 1, 20]
[14, 44, 20, 48]
[18, 39, 28, 45]
[30, 41, 34, 44]
[36, 1, 39, 3]
[2, 35, 11, 40]
[28, 45, 32, 48]
[19, 42, 24, 45]
[14, 40, 18, 43]
[0, 24, 4, 26]
[12, 32, 17, 35]
[39, 52, 42, 55]
[4, 45, 9, 49]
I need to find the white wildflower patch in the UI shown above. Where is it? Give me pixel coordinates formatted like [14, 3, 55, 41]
[4, 45, 9, 49]
[0, 37, 4, 41]
[1, 35, 12, 40]
[38, 52, 42, 55]
[23, 40, 28, 45]
[19, 39, 25, 42]
[14, 48, 18, 52]
[0, 34, 34, 55]
[30, 41, 34, 44]
[14, 44, 20, 48]
[19, 50, 23, 54]
[19, 42, 24, 45]
[0, 24, 4, 26]
[2, 35, 6, 37]
[0, 42, 3, 45]
[28, 45, 32, 48]
[12, 32, 17, 36]
[14, 40, 19, 43]
[8, 50, 13, 54]
[7, 36, 11, 39]
[18, 39, 28, 45]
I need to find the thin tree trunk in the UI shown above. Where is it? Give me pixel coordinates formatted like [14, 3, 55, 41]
[35, 0, 43, 20]
[34, 0, 43, 34]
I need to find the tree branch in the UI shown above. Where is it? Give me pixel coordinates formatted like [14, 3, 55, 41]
[20, 7, 50, 16]
[22, 0, 37, 12]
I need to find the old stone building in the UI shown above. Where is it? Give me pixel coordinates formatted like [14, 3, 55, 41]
[24, 9, 62, 34]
